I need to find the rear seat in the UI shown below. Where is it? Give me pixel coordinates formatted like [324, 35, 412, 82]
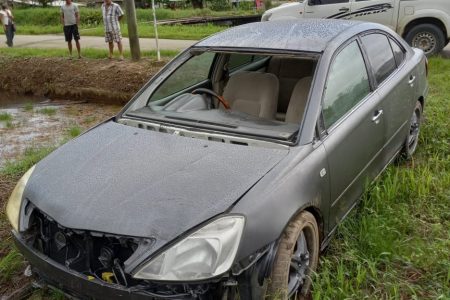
[267, 57, 314, 121]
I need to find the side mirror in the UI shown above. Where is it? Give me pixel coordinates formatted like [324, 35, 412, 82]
[308, 0, 316, 6]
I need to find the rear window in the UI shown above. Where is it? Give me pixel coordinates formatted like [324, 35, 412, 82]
[389, 38, 406, 67]
[361, 33, 397, 84]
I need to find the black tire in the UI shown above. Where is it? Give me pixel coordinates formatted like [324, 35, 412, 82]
[404, 23, 446, 56]
[266, 211, 319, 299]
[401, 101, 423, 160]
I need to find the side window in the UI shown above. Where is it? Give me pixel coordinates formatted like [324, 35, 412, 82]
[314, 0, 349, 4]
[323, 41, 371, 129]
[389, 38, 406, 67]
[150, 52, 215, 101]
[361, 33, 397, 84]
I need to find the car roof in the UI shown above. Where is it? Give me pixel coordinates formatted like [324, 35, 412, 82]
[195, 19, 365, 53]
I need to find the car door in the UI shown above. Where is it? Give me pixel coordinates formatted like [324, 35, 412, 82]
[349, 0, 397, 29]
[321, 39, 385, 228]
[360, 33, 416, 165]
[304, 0, 352, 19]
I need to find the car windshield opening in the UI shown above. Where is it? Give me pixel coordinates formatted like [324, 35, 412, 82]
[123, 50, 318, 143]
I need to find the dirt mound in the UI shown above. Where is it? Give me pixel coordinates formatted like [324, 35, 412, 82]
[0, 57, 167, 104]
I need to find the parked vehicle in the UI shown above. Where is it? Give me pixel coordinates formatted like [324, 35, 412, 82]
[7, 19, 428, 299]
[262, 0, 450, 56]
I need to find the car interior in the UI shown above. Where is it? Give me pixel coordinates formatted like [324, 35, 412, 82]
[146, 52, 318, 126]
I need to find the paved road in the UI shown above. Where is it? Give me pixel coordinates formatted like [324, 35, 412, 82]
[1, 34, 196, 51]
[2, 34, 450, 55]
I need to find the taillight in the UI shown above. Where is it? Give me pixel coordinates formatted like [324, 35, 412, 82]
[425, 57, 429, 77]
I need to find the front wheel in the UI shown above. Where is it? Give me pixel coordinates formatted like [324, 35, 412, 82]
[266, 211, 319, 299]
[405, 23, 446, 56]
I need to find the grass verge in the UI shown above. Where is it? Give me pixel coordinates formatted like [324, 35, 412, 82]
[2, 23, 225, 40]
[0, 47, 179, 59]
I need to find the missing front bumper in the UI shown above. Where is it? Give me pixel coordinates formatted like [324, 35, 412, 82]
[12, 231, 207, 299]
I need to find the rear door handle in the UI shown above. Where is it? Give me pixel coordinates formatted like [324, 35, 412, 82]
[408, 75, 416, 86]
[372, 109, 384, 124]
[339, 7, 349, 12]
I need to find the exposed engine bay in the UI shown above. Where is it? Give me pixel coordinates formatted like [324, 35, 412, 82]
[23, 209, 232, 299]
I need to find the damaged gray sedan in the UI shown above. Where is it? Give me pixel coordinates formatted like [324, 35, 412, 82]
[7, 19, 428, 299]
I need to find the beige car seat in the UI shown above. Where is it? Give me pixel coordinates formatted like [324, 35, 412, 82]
[285, 76, 313, 124]
[223, 71, 279, 120]
[267, 58, 314, 114]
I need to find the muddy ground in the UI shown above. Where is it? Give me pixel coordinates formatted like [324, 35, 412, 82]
[0, 57, 167, 104]
[0, 99, 122, 298]
[0, 56, 169, 298]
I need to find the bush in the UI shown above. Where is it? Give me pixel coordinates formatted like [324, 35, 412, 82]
[210, 0, 230, 11]
[264, 0, 272, 9]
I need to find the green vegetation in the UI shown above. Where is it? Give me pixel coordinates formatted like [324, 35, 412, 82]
[0, 58, 448, 299]
[37, 107, 57, 116]
[67, 125, 82, 138]
[0, 147, 55, 289]
[24, 102, 34, 112]
[311, 57, 450, 299]
[11, 7, 256, 27]
[0, 47, 179, 59]
[0, 112, 13, 122]
[3, 23, 225, 40]
[1, 147, 54, 177]
[1, 7, 231, 39]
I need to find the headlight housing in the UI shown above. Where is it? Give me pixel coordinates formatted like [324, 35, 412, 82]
[133, 215, 245, 281]
[6, 165, 35, 232]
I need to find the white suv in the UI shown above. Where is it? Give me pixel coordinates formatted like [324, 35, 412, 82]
[262, 0, 450, 55]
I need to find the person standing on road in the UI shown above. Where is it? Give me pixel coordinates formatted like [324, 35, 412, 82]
[102, 0, 124, 60]
[60, 0, 81, 59]
[0, 4, 15, 47]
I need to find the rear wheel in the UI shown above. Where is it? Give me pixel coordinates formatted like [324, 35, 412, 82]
[266, 211, 319, 299]
[401, 101, 423, 160]
[405, 23, 446, 56]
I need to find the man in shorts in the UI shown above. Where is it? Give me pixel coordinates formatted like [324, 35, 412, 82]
[60, 0, 81, 59]
[102, 0, 124, 60]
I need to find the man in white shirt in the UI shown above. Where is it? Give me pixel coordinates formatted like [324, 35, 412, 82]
[60, 0, 81, 59]
[102, 0, 124, 60]
[0, 4, 14, 47]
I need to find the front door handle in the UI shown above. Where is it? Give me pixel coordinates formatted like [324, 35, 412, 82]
[372, 109, 384, 124]
[339, 7, 349, 12]
[408, 75, 416, 86]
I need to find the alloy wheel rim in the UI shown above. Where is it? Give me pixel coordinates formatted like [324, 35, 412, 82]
[412, 32, 436, 54]
[408, 108, 420, 153]
[288, 231, 310, 298]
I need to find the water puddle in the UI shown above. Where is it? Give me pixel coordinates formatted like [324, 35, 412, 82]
[0, 94, 122, 168]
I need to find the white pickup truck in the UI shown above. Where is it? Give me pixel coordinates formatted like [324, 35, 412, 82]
[262, 0, 450, 55]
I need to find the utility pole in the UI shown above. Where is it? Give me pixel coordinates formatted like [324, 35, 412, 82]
[124, 0, 141, 60]
[151, 0, 161, 61]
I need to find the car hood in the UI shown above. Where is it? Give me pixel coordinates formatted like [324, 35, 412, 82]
[24, 121, 288, 244]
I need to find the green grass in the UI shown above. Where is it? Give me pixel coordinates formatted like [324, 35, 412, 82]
[1, 147, 55, 177]
[24, 102, 34, 112]
[11, 7, 257, 27]
[311, 57, 450, 299]
[37, 107, 57, 116]
[5, 23, 225, 40]
[0, 248, 24, 284]
[67, 126, 82, 138]
[0, 47, 179, 59]
[0, 112, 13, 122]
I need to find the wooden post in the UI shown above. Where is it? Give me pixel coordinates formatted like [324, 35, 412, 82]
[125, 0, 141, 60]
